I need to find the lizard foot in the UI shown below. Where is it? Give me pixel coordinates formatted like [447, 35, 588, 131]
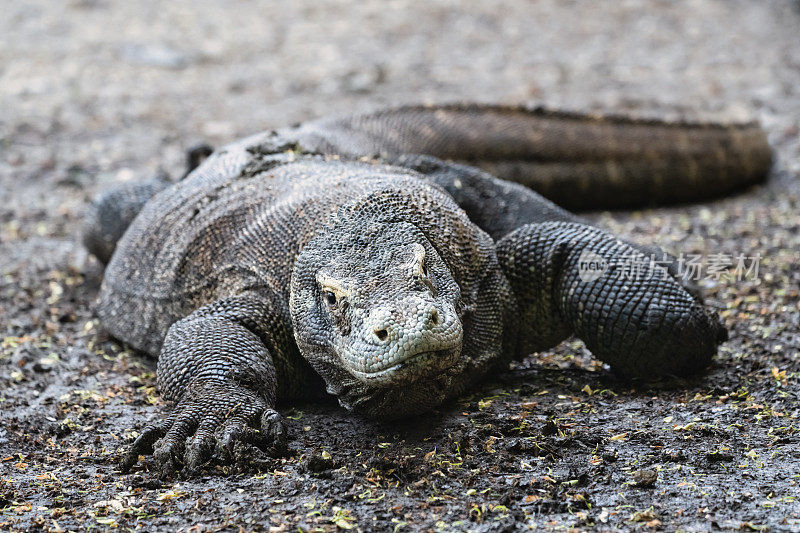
[120, 380, 286, 477]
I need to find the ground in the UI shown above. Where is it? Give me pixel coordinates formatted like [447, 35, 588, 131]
[1, 0, 799, 531]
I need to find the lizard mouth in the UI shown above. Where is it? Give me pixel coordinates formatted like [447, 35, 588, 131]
[351, 346, 461, 383]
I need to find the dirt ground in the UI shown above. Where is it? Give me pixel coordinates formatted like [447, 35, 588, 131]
[2, 0, 799, 531]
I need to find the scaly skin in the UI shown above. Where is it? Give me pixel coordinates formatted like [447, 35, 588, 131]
[82, 104, 769, 476]
[292, 104, 772, 209]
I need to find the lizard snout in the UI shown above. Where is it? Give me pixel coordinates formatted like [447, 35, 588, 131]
[368, 299, 444, 344]
[338, 297, 463, 382]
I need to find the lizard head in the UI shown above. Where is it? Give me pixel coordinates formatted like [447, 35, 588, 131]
[290, 180, 510, 419]
[291, 219, 464, 391]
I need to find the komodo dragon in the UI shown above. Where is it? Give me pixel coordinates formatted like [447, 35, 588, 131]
[82, 104, 771, 476]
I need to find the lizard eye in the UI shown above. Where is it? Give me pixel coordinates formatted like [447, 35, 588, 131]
[323, 291, 338, 307]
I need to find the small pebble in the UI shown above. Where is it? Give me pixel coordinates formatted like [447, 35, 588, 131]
[631, 468, 657, 487]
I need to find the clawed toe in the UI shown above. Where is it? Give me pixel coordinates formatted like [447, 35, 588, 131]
[261, 409, 288, 453]
[217, 409, 286, 460]
[120, 420, 169, 472]
[153, 439, 183, 477]
[185, 426, 217, 472]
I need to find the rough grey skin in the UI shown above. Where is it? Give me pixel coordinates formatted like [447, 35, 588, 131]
[82, 104, 771, 476]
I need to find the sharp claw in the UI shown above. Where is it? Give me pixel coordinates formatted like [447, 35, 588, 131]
[220, 421, 247, 459]
[216, 410, 286, 461]
[152, 415, 197, 478]
[120, 422, 170, 472]
[185, 434, 215, 472]
[119, 450, 140, 473]
[261, 410, 287, 453]
[153, 438, 183, 478]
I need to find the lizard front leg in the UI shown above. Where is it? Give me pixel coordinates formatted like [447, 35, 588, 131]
[121, 294, 289, 476]
[496, 222, 727, 378]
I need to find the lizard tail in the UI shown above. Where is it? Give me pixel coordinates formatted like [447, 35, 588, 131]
[293, 104, 772, 210]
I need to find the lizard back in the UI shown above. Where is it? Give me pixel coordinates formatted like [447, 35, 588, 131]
[96, 145, 497, 357]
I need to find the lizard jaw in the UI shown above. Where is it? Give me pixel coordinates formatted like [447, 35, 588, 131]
[349, 345, 462, 384]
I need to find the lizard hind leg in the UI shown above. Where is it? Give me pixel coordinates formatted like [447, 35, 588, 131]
[82, 143, 214, 264]
[82, 174, 172, 264]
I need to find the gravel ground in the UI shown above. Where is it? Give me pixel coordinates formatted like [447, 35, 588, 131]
[1, 0, 799, 531]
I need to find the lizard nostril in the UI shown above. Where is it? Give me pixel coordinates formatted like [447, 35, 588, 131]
[373, 328, 389, 342]
[430, 309, 440, 326]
